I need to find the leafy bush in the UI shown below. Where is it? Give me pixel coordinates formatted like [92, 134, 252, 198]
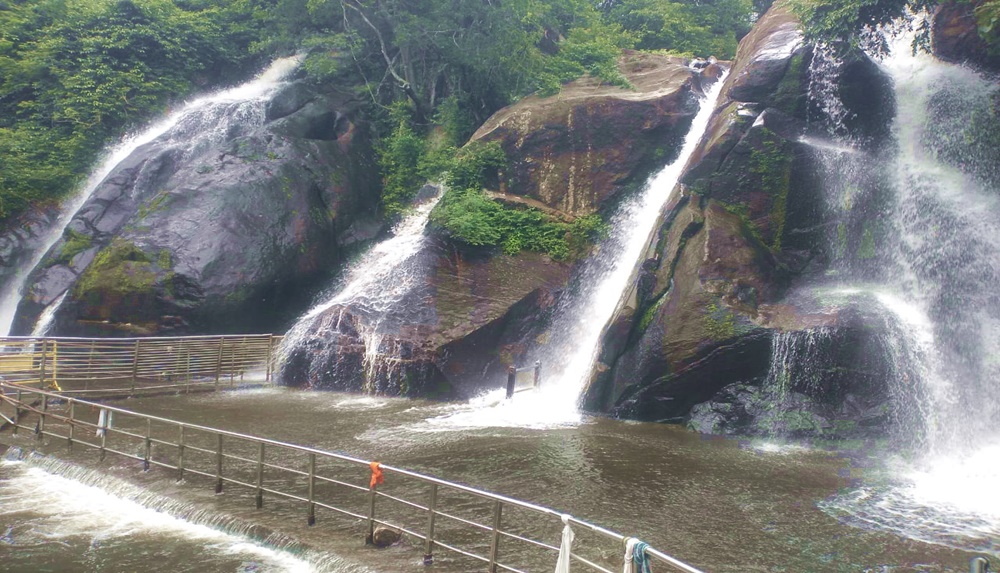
[429, 141, 607, 260]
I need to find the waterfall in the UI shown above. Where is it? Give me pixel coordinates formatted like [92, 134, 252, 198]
[532, 71, 730, 406]
[276, 191, 442, 391]
[798, 22, 1000, 553]
[421, 71, 731, 430]
[0, 447, 362, 572]
[881, 32, 1000, 453]
[0, 55, 303, 337]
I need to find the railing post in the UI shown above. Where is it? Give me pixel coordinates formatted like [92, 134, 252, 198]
[99, 411, 108, 461]
[366, 483, 377, 544]
[534, 360, 541, 389]
[86, 339, 96, 378]
[488, 500, 503, 573]
[67, 401, 75, 448]
[255, 442, 265, 509]
[265, 336, 274, 384]
[215, 434, 224, 493]
[215, 337, 225, 390]
[307, 452, 316, 525]
[37, 393, 47, 438]
[423, 483, 438, 565]
[506, 367, 515, 399]
[143, 418, 152, 471]
[12, 387, 20, 434]
[177, 426, 186, 481]
[38, 339, 49, 387]
[130, 339, 141, 396]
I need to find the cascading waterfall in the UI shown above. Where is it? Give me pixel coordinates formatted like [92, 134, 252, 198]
[798, 22, 1000, 553]
[0, 55, 303, 337]
[0, 447, 361, 572]
[277, 191, 442, 391]
[423, 70, 730, 430]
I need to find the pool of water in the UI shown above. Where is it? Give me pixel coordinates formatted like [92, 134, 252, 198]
[0, 387, 986, 572]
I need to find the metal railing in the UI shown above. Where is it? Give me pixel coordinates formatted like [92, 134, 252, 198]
[0, 335, 282, 397]
[505, 361, 541, 399]
[0, 382, 705, 573]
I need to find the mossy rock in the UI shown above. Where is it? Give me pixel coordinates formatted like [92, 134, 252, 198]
[73, 239, 167, 323]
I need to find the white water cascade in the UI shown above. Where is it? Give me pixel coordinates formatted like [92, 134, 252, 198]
[0, 448, 364, 573]
[805, 25, 1000, 554]
[0, 55, 303, 336]
[422, 71, 730, 430]
[276, 191, 442, 390]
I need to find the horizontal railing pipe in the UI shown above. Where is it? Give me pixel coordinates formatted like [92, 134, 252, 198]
[0, 381, 705, 573]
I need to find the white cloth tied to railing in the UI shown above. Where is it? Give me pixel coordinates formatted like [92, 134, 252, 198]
[554, 514, 575, 573]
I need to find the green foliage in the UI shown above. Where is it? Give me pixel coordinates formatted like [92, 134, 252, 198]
[703, 300, 737, 340]
[377, 102, 428, 216]
[74, 238, 158, 300]
[0, 0, 266, 223]
[748, 128, 792, 250]
[977, 1, 1000, 52]
[57, 229, 93, 264]
[605, 0, 754, 59]
[789, 0, 937, 56]
[429, 141, 606, 260]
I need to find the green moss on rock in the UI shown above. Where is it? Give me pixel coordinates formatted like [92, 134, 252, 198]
[74, 239, 162, 321]
[57, 229, 93, 264]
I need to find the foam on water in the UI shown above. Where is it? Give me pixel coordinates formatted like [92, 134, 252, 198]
[0, 457, 321, 572]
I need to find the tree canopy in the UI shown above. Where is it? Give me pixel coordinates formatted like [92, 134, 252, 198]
[0, 0, 763, 225]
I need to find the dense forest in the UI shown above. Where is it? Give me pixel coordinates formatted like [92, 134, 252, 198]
[0, 0, 996, 226]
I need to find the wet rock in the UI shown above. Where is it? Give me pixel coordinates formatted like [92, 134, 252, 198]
[371, 526, 401, 547]
[280, 239, 570, 399]
[11, 81, 378, 336]
[933, 1, 1000, 74]
[472, 51, 702, 217]
[583, 3, 899, 438]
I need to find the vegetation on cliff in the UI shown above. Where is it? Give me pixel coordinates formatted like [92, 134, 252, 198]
[0, 0, 761, 228]
[791, 0, 1000, 55]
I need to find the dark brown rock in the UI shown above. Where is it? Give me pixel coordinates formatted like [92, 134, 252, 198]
[371, 526, 401, 547]
[472, 52, 701, 217]
[933, 1, 1000, 73]
[280, 238, 570, 398]
[582, 2, 899, 438]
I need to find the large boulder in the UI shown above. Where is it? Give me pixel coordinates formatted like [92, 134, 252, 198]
[280, 230, 570, 398]
[471, 51, 703, 216]
[582, 2, 900, 439]
[11, 81, 379, 336]
[280, 55, 710, 397]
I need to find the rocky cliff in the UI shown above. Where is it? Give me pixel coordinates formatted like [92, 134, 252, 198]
[280, 53, 713, 398]
[581, 3, 901, 439]
[10, 82, 379, 336]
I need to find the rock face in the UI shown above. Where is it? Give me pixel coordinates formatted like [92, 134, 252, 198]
[281, 55, 709, 398]
[582, 3, 900, 439]
[0, 204, 62, 299]
[471, 51, 703, 216]
[280, 226, 570, 398]
[933, 0, 1000, 73]
[10, 81, 378, 336]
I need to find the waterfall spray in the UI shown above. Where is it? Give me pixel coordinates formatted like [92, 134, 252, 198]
[277, 191, 442, 391]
